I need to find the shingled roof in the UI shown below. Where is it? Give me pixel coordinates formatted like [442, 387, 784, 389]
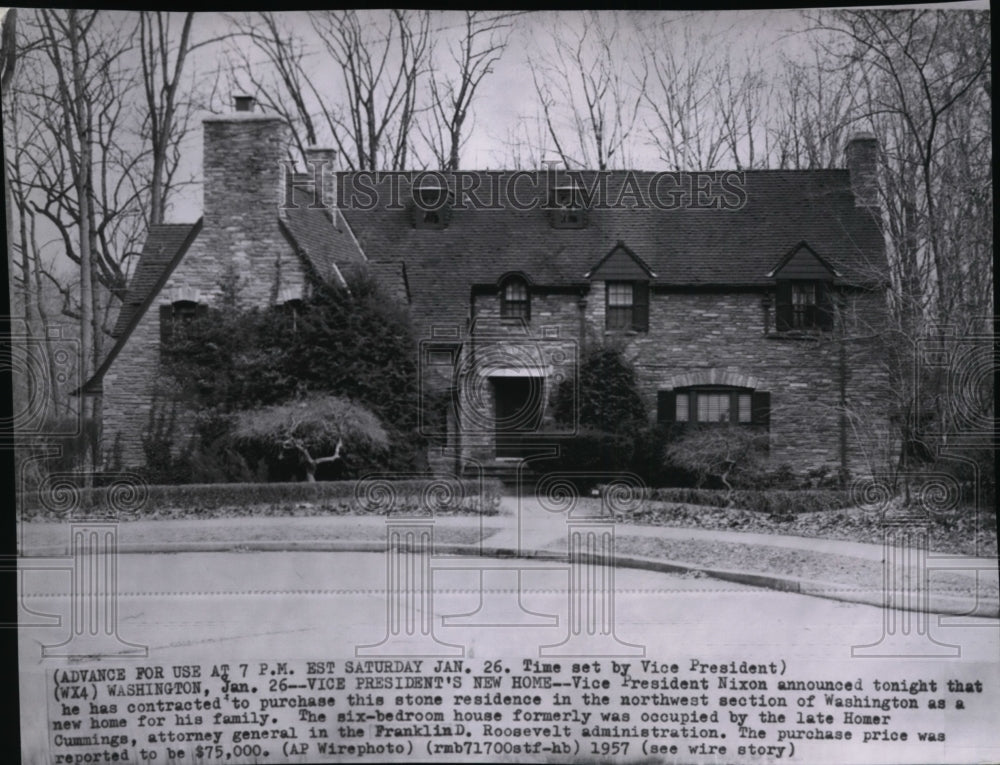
[340, 170, 886, 334]
[83, 198, 366, 394]
[111, 223, 202, 338]
[282, 177, 366, 285]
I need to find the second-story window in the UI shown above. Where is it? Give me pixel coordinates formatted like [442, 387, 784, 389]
[606, 281, 649, 332]
[775, 280, 833, 331]
[501, 279, 530, 320]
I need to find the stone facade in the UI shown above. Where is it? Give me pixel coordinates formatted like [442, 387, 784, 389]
[102, 114, 309, 467]
[443, 283, 891, 480]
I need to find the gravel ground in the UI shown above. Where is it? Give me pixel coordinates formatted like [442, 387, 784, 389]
[607, 534, 999, 601]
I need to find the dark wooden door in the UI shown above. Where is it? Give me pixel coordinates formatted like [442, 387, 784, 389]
[493, 377, 543, 458]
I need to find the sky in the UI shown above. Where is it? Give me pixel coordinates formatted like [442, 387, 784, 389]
[2, 5, 990, 277]
[161, 9, 826, 222]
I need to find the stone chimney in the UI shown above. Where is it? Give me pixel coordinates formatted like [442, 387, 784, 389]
[201, 96, 289, 301]
[845, 133, 878, 208]
[303, 145, 338, 210]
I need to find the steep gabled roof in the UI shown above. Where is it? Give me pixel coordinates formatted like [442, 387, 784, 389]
[338, 170, 887, 334]
[584, 240, 657, 279]
[767, 240, 840, 278]
[282, 179, 366, 286]
[82, 195, 367, 394]
[80, 220, 203, 394]
[111, 223, 202, 338]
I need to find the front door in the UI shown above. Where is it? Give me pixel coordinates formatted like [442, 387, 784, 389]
[493, 377, 543, 458]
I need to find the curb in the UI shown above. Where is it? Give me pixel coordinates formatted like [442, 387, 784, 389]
[21, 539, 998, 619]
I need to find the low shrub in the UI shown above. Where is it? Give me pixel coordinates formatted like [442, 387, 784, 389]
[19, 478, 503, 519]
[644, 488, 854, 516]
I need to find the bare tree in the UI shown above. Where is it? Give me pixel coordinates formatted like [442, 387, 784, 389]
[310, 9, 431, 171]
[226, 11, 320, 164]
[2, 8, 19, 290]
[814, 10, 991, 325]
[768, 46, 860, 170]
[139, 12, 229, 225]
[10, 10, 150, 470]
[528, 11, 647, 170]
[639, 20, 730, 171]
[776, 10, 993, 485]
[418, 11, 512, 170]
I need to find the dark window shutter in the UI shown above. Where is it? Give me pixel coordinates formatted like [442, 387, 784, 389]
[775, 281, 792, 331]
[816, 281, 834, 330]
[159, 304, 173, 346]
[751, 391, 771, 431]
[657, 390, 675, 425]
[632, 281, 649, 332]
[525, 291, 532, 322]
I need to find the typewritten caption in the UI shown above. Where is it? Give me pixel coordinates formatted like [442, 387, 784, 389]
[44, 657, 990, 763]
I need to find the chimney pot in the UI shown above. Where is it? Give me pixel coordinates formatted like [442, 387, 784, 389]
[234, 94, 256, 112]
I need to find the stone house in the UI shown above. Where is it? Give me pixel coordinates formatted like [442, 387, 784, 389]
[83, 98, 890, 482]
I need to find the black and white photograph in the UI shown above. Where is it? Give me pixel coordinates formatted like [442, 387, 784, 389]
[3, 5, 996, 764]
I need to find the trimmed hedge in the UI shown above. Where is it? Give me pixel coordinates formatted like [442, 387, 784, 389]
[645, 488, 853, 516]
[19, 478, 503, 519]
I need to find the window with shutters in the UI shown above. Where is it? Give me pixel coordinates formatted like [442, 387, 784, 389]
[658, 387, 769, 431]
[774, 280, 833, 331]
[605, 281, 649, 332]
[500, 278, 530, 320]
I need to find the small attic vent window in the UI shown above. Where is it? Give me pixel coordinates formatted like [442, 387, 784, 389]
[412, 181, 452, 230]
[549, 185, 587, 229]
[234, 94, 256, 112]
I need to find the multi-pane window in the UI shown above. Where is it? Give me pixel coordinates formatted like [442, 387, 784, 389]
[697, 393, 730, 423]
[737, 392, 752, 423]
[791, 282, 816, 329]
[659, 387, 767, 431]
[500, 279, 530, 319]
[675, 393, 690, 422]
[605, 281, 650, 332]
[606, 282, 634, 330]
[775, 280, 833, 331]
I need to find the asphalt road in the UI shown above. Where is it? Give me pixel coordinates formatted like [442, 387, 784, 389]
[16, 551, 998, 662]
[17, 552, 1000, 765]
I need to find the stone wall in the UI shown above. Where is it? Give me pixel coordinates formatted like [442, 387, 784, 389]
[102, 114, 309, 468]
[452, 283, 891, 479]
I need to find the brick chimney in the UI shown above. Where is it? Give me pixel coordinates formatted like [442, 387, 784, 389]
[845, 133, 878, 208]
[303, 145, 338, 210]
[201, 96, 289, 301]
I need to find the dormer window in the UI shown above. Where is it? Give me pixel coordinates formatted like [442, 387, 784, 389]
[605, 281, 649, 332]
[775, 280, 833, 331]
[768, 243, 837, 333]
[500, 278, 530, 320]
[549, 184, 587, 229]
[412, 180, 452, 229]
